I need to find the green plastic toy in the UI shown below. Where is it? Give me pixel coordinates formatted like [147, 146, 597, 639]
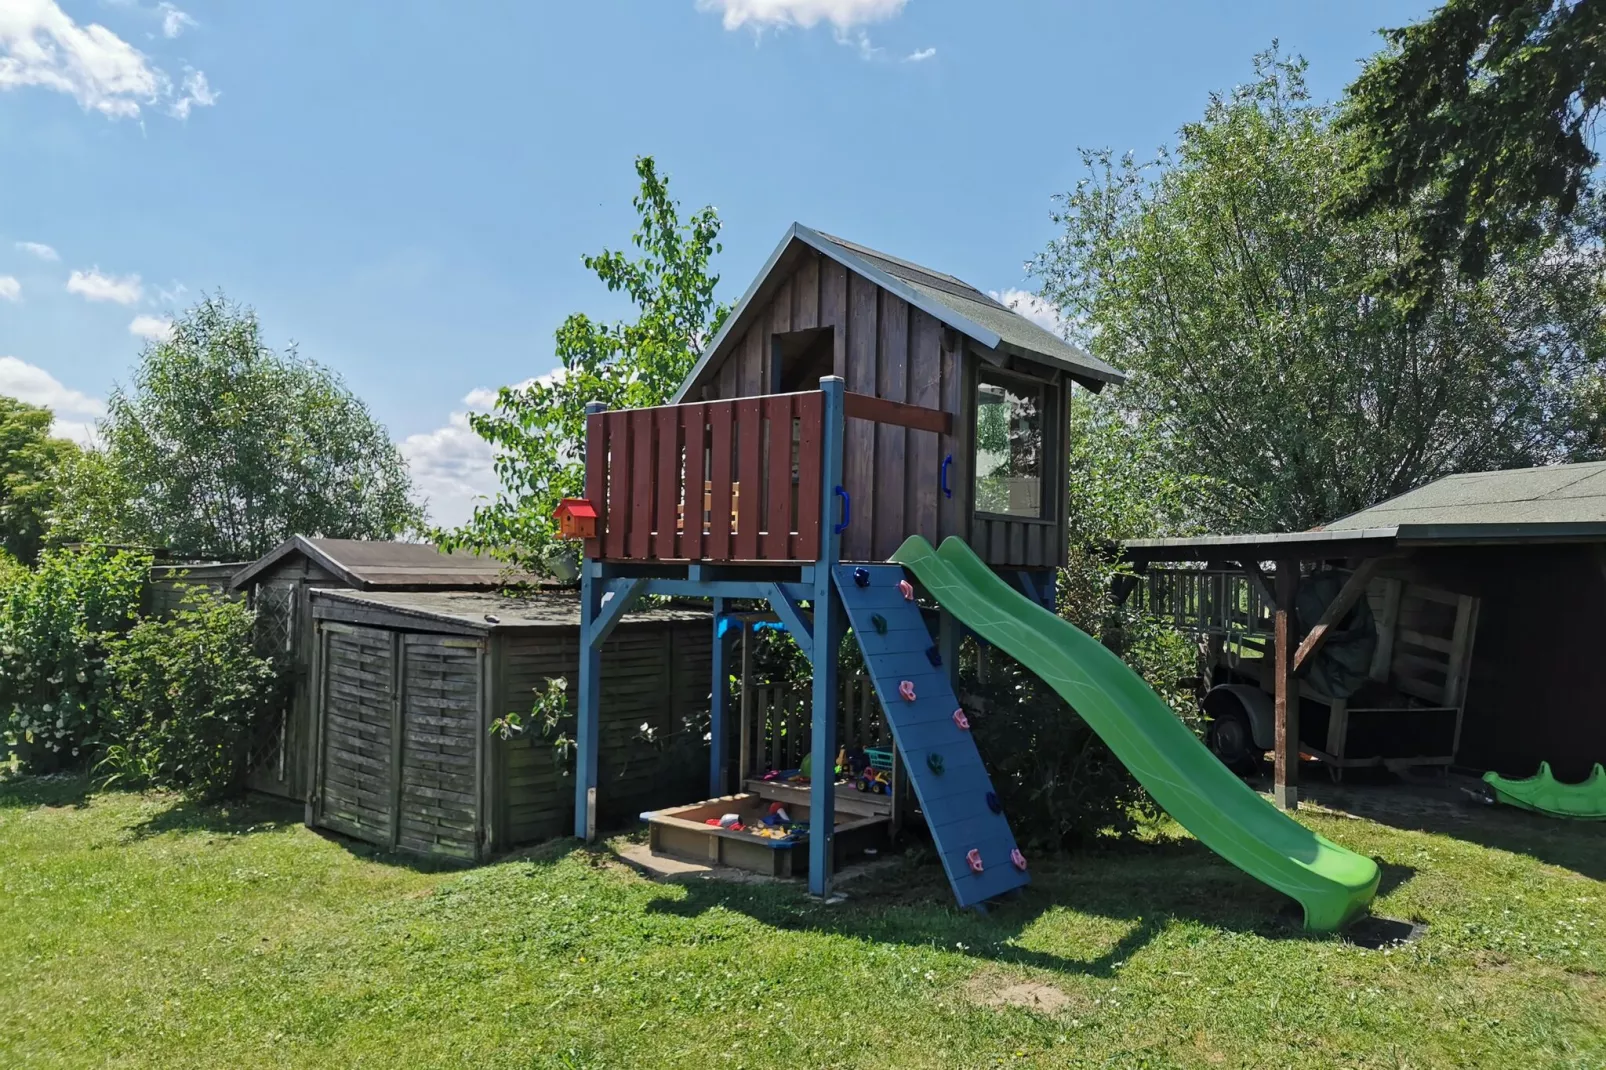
[1483, 762, 1606, 820]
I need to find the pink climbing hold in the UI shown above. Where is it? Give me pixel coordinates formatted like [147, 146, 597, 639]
[898, 680, 917, 702]
[966, 848, 984, 874]
[1011, 848, 1028, 871]
[952, 708, 970, 730]
[898, 579, 915, 601]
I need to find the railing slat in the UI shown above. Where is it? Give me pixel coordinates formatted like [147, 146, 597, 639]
[794, 391, 822, 560]
[763, 393, 794, 560]
[734, 397, 762, 560]
[584, 409, 607, 560]
[680, 404, 706, 561]
[604, 412, 630, 559]
[653, 406, 680, 560]
[629, 408, 654, 560]
[706, 401, 734, 561]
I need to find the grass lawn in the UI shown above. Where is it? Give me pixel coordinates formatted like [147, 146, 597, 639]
[1, 775, 1601, 1069]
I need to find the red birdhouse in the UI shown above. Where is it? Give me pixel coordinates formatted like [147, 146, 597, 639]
[553, 498, 598, 540]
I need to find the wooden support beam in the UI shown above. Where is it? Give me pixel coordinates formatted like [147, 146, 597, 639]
[709, 597, 731, 797]
[586, 577, 646, 650]
[766, 583, 815, 657]
[842, 390, 954, 435]
[1238, 559, 1276, 612]
[1292, 559, 1380, 674]
[1273, 559, 1300, 811]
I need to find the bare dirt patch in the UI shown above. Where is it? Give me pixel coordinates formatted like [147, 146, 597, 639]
[962, 969, 1083, 1014]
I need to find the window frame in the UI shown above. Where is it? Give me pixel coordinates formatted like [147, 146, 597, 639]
[968, 365, 1061, 524]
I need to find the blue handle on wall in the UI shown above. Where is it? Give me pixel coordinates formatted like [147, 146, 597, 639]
[834, 485, 850, 534]
[941, 454, 953, 499]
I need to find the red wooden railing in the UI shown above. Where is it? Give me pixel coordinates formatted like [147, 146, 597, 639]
[584, 390, 825, 563]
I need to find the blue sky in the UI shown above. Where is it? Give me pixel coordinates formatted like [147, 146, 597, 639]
[1, 0, 1432, 526]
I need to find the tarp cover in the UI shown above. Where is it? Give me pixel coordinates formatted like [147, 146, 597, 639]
[1295, 569, 1378, 700]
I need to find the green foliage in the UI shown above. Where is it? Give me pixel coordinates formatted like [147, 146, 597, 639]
[0, 547, 148, 773]
[0, 394, 79, 563]
[68, 294, 422, 560]
[99, 587, 282, 799]
[439, 157, 729, 573]
[1036, 48, 1606, 534]
[1335, 0, 1606, 299]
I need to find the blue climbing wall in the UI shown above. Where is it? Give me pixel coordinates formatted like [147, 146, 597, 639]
[833, 564, 1030, 908]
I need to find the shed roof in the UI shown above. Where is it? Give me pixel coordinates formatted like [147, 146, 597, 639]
[231, 535, 538, 591]
[311, 587, 708, 633]
[673, 223, 1125, 402]
[1127, 461, 1606, 562]
[1323, 460, 1606, 530]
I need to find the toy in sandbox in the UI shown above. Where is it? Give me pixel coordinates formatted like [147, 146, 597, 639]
[567, 223, 1378, 928]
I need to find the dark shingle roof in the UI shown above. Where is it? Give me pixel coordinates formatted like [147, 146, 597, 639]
[231, 535, 539, 591]
[311, 588, 708, 632]
[673, 223, 1125, 401]
[1323, 461, 1606, 530]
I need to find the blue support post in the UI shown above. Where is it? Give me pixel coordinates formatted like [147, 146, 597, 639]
[573, 400, 608, 842]
[709, 596, 730, 797]
[809, 376, 846, 897]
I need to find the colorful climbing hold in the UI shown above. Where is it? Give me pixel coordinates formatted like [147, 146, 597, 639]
[925, 645, 943, 667]
[927, 752, 945, 775]
[1010, 848, 1028, 871]
[898, 680, 917, 702]
[870, 613, 887, 635]
[852, 566, 870, 588]
[952, 708, 970, 730]
[985, 791, 1002, 814]
[898, 579, 915, 601]
[966, 848, 984, 874]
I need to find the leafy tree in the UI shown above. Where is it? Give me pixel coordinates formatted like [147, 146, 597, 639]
[1335, 0, 1605, 296]
[65, 295, 423, 561]
[1035, 49, 1606, 534]
[439, 157, 729, 572]
[0, 395, 78, 563]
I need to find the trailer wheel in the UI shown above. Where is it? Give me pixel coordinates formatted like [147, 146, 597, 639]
[1204, 690, 1262, 776]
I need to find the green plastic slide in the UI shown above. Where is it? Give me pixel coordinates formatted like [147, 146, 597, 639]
[1484, 762, 1606, 820]
[891, 535, 1380, 933]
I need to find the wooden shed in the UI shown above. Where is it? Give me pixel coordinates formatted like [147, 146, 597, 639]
[1130, 459, 1606, 803]
[670, 223, 1124, 573]
[148, 560, 249, 616]
[229, 536, 538, 802]
[307, 588, 711, 862]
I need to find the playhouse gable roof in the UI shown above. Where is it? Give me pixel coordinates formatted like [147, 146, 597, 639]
[673, 223, 1125, 402]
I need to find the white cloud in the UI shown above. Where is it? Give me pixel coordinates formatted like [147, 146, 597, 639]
[14, 240, 58, 261]
[697, 0, 907, 31]
[157, 2, 195, 39]
[990, 288, 1065, 337]
[0, 356, 105, 444]
[0, 0, 216, 120]
[170, 67, 214, 119]
[67, 267, 142, 305]
[904, 46, 936, 62]
[402, 373, 570, 529]
[128, 313, 172, 341]
[0, 276, 19, 302]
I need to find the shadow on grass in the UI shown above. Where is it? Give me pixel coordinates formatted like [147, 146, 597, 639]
[0, 772, 96, 810]
[122, 790, 302, 840]
[1295, 775, 1606, 882]
[639, 832, 1412, 976]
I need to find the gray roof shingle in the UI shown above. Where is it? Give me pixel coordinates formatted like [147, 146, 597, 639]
[1323, 461, 1606, 530]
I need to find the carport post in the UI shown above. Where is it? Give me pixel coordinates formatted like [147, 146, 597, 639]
[1274, 558, 1300, 811]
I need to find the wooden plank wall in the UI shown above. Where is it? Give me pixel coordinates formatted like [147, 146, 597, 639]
[317, 625, 396, 841]
[700, 248, 969, 562]
[398, 635, 480, 860]
[498, 619, 713, 846]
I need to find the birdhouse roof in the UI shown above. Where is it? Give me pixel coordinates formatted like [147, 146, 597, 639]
[555, 498, 598, 519]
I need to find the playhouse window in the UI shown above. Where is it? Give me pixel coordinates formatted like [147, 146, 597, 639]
[973, 375, 1045, 518]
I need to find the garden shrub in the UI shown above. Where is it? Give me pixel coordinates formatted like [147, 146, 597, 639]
[100, 586, 283, 799]
[0, 547, 149, 773]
